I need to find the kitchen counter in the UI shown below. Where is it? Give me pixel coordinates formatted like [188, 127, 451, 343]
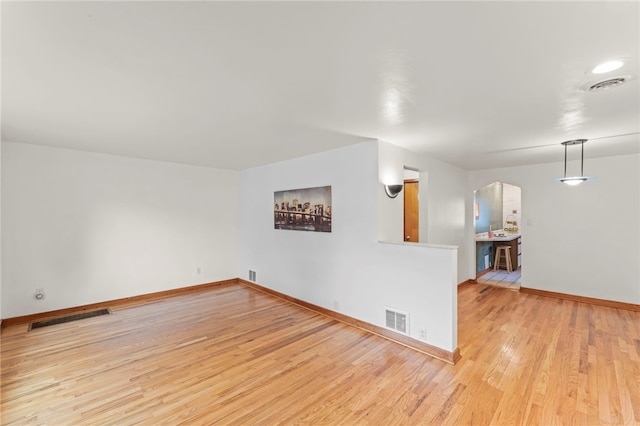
[475, 232, 521, 271]
[475, 233, 520, 242]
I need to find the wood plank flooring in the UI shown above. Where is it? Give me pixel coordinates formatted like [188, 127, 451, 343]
[2, 282, 639, 425]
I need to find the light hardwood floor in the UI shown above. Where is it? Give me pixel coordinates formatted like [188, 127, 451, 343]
[2, 282, 639, 425]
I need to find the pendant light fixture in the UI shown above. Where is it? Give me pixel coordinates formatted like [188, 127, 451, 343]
[554, 139, 596, 186]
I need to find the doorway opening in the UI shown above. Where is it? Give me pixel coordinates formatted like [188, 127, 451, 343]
[474, 182, 522, 289]
[403, 167, 419, 243]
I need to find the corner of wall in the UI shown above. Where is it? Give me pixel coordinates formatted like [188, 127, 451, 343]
[0, 140, 3, 320]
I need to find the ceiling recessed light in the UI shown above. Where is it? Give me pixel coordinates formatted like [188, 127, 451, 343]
[592, 60, 624, 74]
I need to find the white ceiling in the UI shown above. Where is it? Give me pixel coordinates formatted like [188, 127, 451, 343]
[2, 1, 639, 171]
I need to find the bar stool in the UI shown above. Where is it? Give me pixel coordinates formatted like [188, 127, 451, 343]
[494, 246, 513, 273]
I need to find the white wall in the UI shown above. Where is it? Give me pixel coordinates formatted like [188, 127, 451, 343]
[2, 142, 238, 318]
[502, 183, 521, 229]
[238, 140, 458, 352]
[378, 141, 470, 283]
[378, 142, 406, 243]
[0, 141, 2, 320]
[468, 154, 640, 304]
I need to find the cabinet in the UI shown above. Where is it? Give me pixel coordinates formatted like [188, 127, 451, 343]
[493, 237, 520, 270]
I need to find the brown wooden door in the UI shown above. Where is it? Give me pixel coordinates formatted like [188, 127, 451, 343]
[404, 180, 419, 242]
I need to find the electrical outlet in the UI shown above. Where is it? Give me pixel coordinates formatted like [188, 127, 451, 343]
[196, 266, 202, 275]
[419, 328, 427, 339]
[333, 301, 340, 311]
[34, 288, 45, 300]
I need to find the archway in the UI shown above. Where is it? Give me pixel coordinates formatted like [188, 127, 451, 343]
[473, 182, 522, 288]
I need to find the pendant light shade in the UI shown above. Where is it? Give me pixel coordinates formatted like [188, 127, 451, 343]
[553, 139, 596, 185]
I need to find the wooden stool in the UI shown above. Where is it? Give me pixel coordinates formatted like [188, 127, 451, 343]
[494, 246, 513, 273]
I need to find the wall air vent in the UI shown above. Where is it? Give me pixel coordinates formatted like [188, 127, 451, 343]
[385, 307, 409, 335]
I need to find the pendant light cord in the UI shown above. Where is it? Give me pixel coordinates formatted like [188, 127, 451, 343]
[564, 142, 568, 178]
[581, 141, 584, 177]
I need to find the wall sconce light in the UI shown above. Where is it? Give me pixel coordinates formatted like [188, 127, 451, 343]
[384, 184, 403, 198]
[554, 139, 596, 186]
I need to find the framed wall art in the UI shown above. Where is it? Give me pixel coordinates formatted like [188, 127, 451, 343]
[274, 185, 331, 232]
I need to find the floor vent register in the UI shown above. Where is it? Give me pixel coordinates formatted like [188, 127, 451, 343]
[29, 309, 111, 330]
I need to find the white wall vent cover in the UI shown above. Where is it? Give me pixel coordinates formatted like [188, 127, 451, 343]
[385, 307, 409, 335]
